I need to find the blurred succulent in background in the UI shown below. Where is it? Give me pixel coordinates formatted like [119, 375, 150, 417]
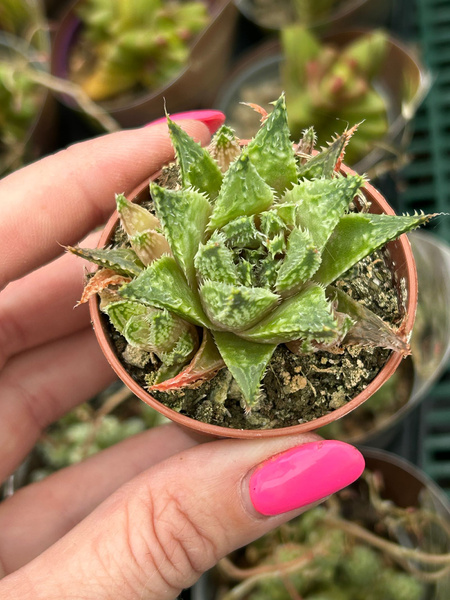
[215, 469, 450, 600]
[281, 26, 389, 164]
[69, 0, 210, 101]
[32, 396, 167, 481]
[0, 39, 45, 174]
[69, 95, 434, 415]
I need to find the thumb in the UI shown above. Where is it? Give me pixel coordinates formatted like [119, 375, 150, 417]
[1, 436, 364, 599]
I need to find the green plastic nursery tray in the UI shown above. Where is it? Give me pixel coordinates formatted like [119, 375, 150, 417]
[397, 0, 450, 494]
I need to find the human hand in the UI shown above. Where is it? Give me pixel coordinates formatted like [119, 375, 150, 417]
[0, 117, 365, 599]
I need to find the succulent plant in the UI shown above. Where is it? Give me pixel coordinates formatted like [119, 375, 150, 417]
[281, 26, 389, 164]
[70, 0, 209, 101]
[70, 95, 434, 417]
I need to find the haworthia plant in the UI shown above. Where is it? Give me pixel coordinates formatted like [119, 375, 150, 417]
[70, 95, 435, 412]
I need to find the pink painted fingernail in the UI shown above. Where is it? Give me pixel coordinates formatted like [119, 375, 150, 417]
[249, 440, 365, 516]
[146, 110, 226, 134]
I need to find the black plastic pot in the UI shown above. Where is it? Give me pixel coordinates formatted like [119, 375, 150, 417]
[192, 447, 450, 599]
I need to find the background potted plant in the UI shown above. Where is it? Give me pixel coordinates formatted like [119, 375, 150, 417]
[214, 26, 429, 175]
[0, 0, 57, 175]
[193, 447, 450, 599]
[68, 95, 433, 439]
[51, 0, 238, 127]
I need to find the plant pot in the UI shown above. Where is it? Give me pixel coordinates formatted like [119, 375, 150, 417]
[87, 158, 418, 439]
[234, 0, 392, 33]
[318, 231, 450, 448]
[192, 446, 450, 599]
[50, 0, 238, 128]
[213, 32, 429, 175]
[0, 30, 57, 176]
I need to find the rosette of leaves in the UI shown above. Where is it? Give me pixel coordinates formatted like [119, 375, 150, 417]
[70, 0, 209, 101]
[70, 95, 434, 415]
[281, 26, 389, 164]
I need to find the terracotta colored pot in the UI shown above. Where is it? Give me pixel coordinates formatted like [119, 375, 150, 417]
[192, 446, 450, 599]
[88, 157, 418, 439]
[213, 31, 429, 175]
[51, 0, 238, 128]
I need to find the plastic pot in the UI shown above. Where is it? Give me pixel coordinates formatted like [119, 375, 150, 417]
[192, 446, 450, 599]
[87, 159, 418, 440]
[213, 31, 429, 175]
[234, 0, 392, 33]
[51, 0, 238, 128]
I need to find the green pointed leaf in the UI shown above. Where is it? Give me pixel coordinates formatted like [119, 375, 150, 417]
[314, 212, 436, 286]
[241, 284, 339, 344]
[167, 117, 223, 200]
[150, 330, 225, 391]
[121, 309, 198, 366]
[157, 329, 197, 367]
[67, 246, 144, 277]
[297, 132, 352, 180]
[122, 314, 153, 348]
[272, 203, 297, 228]
[247, 94, 298, 194]
[119, 255, 211, 327]
[221, 215, 262, 249]
[116, 193, 160, 236]
[276, 228, 321, 295]
[103, 299, 149, 333]
[207, 152, 274, 233]
[297, 126, 317, 157]
[256, 256, 280, 289]
[129, 229, 172, 266]
[151, 183, 211, 287]
[259, 210, 288, 238]
[209, 125, 241, 173]
[200, 281, 279, 332]
[195, 234, 240, 285]
[213, 331, 276, 410]
[282, 175, 365, 249]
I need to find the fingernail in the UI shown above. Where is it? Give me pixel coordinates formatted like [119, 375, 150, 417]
[146, 110, 226, 134]
[249, 440, 365, 516]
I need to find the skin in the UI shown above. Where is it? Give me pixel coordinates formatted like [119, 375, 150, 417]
[0, 121, 323, 599]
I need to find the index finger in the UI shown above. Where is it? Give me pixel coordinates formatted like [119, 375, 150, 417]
[0, 121, 211, 290]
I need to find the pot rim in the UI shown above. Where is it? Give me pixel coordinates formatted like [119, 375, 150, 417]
[89, 163, 418, 439]
[235, 0, 370, 31]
